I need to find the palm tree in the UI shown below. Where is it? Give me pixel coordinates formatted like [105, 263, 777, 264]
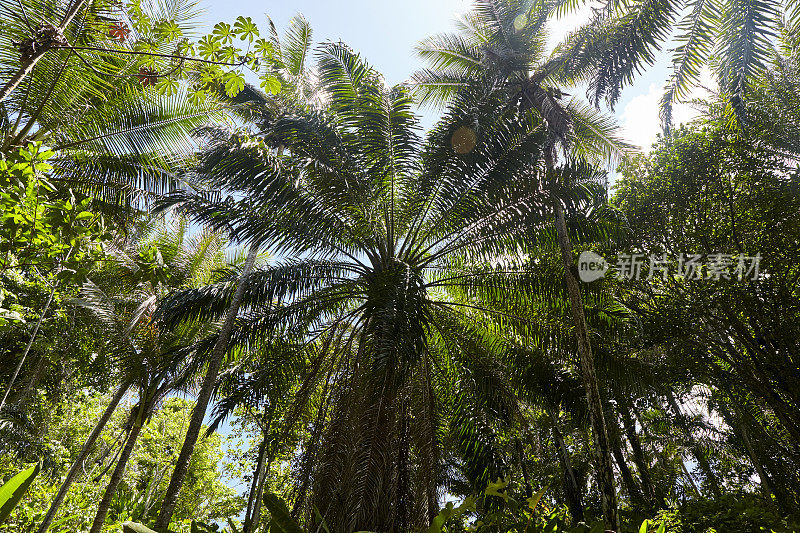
[413, 1, 629, 527]
[36, 219, 234, 533]
[153, 16, 318, 527]
[153, 40, 568, 531]
[551, 0, 796, 123]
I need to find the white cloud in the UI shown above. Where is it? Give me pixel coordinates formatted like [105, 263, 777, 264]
[620, 70, 716, 152]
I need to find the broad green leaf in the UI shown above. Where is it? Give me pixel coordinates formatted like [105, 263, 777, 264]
[234, 16, 259, 42]
[484, 477, 510, 501]
[212, 22, 234, 44]
[223, 71, 246, 97]
[526, 485, 548, 512]
[260, 75, 282, 95]
[122, 523, 159, 533]
[263, 493, 303, 533]
[255, 38, 274, 57]
[0, 463, 41, 523]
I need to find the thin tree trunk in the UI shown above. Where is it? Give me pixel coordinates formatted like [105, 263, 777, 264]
[243, 404, 272, 533]
[0, 0, 88, 103]
[552, 198, 619, 530]
[545, 404, 584, 524]
[88, 400, 148, 533]
[666, 391, 721, 497]
[11, 354, 47, 407]
[619, 403, 661, 509]
[606, 407, 646, 509]
[0, 282, 57, 413]
[1, 249, 72, 413]
[155, 245, 259, 529]
[515, 438, 533, 498]
[249, 455, 273, 533]
[718, 401, 788, 510]
[35, 381, 130, 533]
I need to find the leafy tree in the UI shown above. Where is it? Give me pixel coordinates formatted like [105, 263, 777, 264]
[414, 1, 630, 527]
[614, 116, 800, 511]
[553, 0, 798, 123]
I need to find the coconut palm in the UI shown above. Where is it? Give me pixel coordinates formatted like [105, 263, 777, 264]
[152, 39, 579, 531]
[413, 0, 629, 527]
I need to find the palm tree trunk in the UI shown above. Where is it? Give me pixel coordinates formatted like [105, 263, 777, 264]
[0, 0, 88, 103]
[552, 199, 619, 530]
[606, 408, 646, 509]
[619, 402, 660, 509]
[88, 400, 148, 533]
[35, 380, 131, 533]
[243, 404, 272, 533]
[665, 391, 721, 497]
[718, 401, 789, 511]
[155, 245, 259, 529]
[515, 438, 533, 498]
[545, 404, 584, 524]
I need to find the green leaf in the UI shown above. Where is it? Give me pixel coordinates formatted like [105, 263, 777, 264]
[234, 16, 259, 42]
[122, 523, 159, 533]
[212, 22, 234, 44]
[484, 477, 510, 501]
[255, 38, 274, 57]
[526, 485, 548, 512]
[260, 75, 281, 95]
[0, 463, 41, 524]
[428, 496, 476, 533]
[639, 519, 650, 533]
[155, 20, 182, 41]
[223, 71, 246, 97]
[262, 493, 303, 533]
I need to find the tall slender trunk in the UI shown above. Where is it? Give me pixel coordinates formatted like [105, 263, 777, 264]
[89, 399, 149, 533]
[1, 249, 71, 413]
[515, 438, 533, 498]
[718, 401, 789, 511]
[0, 0, 88, 103]
[666, 391, 721, 497]
[619, 402, 660, 509]
[12, 355, 47, 407]
[545, 404, 584, 524]
[0, 281, 57, 413]
[155, 245, 259, 529]
[243, 404, 272, 533]
[606, 407, 646, 509]
[552, 197, 619, 530]
[35, 381, 131, 533]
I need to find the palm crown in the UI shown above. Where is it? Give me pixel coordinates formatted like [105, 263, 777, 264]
[156, 39, 590, 531]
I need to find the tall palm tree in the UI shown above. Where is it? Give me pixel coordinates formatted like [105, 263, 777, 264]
[153, 15, 318, 528]
[413, 1, 629, 527]
[36, 219, 234, 533]
[154, 41, 568, 531]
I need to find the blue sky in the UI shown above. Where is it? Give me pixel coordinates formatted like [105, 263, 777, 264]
[193, 0, 711, 154]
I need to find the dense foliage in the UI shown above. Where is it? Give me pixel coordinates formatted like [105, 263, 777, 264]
[1, 1, 799, 532]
